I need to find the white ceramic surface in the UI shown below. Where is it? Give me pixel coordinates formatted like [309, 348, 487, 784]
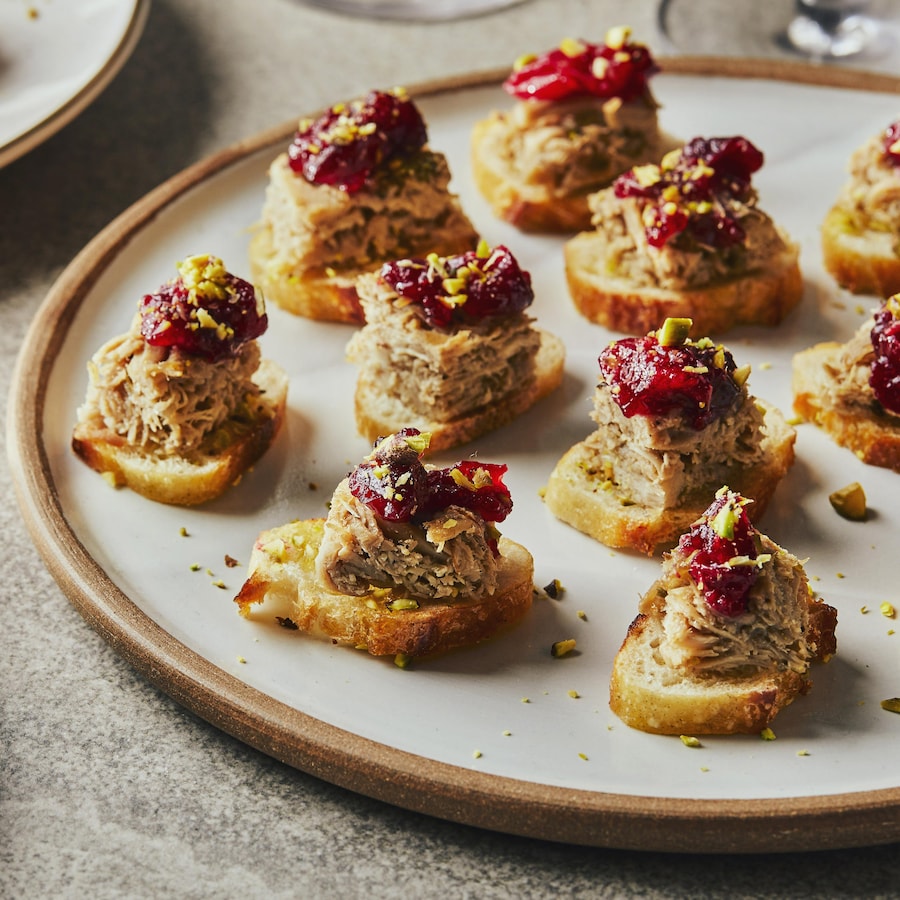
[37, 75, 900, 808]
[0, 0, 149, 167]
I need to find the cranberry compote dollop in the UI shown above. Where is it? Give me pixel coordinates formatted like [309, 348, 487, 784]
[678, 491, 761, 617]
[599, 330, 742, 430]
[504, 28, 657, 103]
[139, 255, 267, 363]
[380, 243, 534, 329]
[613, 136, 764, 249]
[882, 120, 900, 166]
[869, 298, 900, 414]
[348, 429, 513, 527]
[287, 89, 427, 193]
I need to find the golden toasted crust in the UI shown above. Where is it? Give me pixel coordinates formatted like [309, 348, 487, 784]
[821, 205, 900, 298]
[543, 402, 796, 555]
[71, 359, 288, 506]
[353, 329, 566, 451]
[608, 611, 810, 735]
[234, 519, 535, 658]
[792, 341, 900, 472]
[563, 229, 803, 336]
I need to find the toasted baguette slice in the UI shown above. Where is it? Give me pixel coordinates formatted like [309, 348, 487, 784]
[234, 519, 534, 658]
[609, 595, 837, 735]
[821, 205, 900, 298]
[564, 229, 803, 336]
[792, 340, 900, 471]
[353, 329, 565, 451]
[543, 402, 796, 555]
[72, 359, 288, 506]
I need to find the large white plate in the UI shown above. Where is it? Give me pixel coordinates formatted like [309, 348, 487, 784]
[0, 0, 150, 168]
[9, 61, 900, 853]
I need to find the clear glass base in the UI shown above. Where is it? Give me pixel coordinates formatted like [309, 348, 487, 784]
[785, 11, 881, 57]
[295, 0, 529, 21]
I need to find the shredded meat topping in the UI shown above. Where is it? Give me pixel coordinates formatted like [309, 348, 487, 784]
[644, 536, 815, 675]
[834, 134, 900, 237]
[347, 272, 540, 421]
[487, 93, 663, 198]
[78, 314, 262, 454]
[582, 380, 766, 508]
[587, 185, 791, 290]
[259, 150, 474, 275]
[316, 480, 499, 601]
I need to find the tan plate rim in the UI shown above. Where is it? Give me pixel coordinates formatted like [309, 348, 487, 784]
[8, 57, 900, 854]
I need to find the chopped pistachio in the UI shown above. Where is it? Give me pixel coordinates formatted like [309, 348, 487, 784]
[680, 735, 702, 748]
[760, 727, 776, 741]
[393, 653, 413, 669]
[179, 526, 189, 537]
[567, 689, 580, 699]
[551, 639, 576, 658]
[880, 602, 896, 619]
[472, 749, 482, 759]
[881, 698, 900, 713]
[578, 752, 589, 761]
[829, 482, 867, 521]
[387, 597, 419, 611]
[657, 316, 692, 347]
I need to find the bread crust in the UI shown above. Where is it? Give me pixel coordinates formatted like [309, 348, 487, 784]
[821, 205, 900, 298]
[792, 341, 900, 471]
[543, 402, 796, 555]
[71, 358, 288, 506]
[352, 329, 565, 451]
[235, 519, 535, 658]
[564, 229, 803, 336]
[609, 612, 808, 735]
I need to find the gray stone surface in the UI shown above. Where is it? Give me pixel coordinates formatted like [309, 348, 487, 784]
[2, 0, 898, 896]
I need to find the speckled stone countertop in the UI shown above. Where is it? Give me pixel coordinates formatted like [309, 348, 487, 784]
[2, 0, 898, 896]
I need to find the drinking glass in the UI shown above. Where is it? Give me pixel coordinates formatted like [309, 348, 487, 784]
[296, 0, 530, 20]
[658, 0, 894, 63]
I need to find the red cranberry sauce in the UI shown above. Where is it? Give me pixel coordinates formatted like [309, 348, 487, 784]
[347, 429, 513, 527]
[139, 255, 267, 362]
[881, 120, 900, 166]
[677, 490, 763, 617]
[504, 27, 657, 103]
[613, 136, 764, 249]
[379, 243, 534, 330]
[287, 89, 427, 193]
[599, 323, 743, 430]
[869, 296, 900, 414]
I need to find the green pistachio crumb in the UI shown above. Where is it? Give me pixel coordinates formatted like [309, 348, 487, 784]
[577, 610, 587, 620]
[551, 639, 576, 658]
[179, 526, 189, 537]
[237, 656, 246, 664]
[502, 730, 511, 736]
[472, 749, 482, 759]
[760, 727, 776, 741]
[680, 735, 702, 748]
[880, 602, 896, 619]
[567, 689, 580, 699]
[657, 316, 692, 347]
[797, 749, 810, 757]
[189, 563, 201, 572]
[394, 653, 413, 669]
[578, 752, 588, 761]
[212, 580, 226, 589]
[829, 482, 867, 521]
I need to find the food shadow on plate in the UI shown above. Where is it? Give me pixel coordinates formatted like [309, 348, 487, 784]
[204, 404, 312, 517]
